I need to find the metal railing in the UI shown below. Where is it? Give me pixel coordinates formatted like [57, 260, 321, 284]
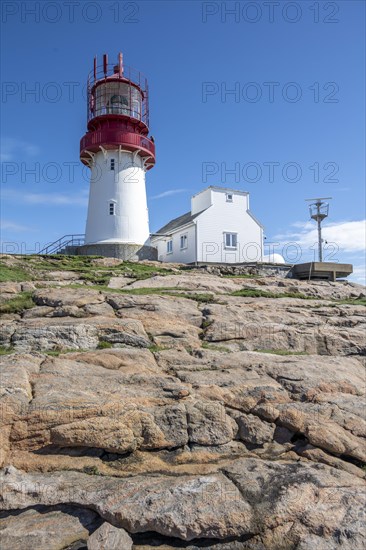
[80, 130, 155, 155]
[37, 234, 85, 255]
[87, 61, 149, 126]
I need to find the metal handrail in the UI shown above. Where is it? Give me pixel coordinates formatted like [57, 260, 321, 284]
[80, 131, 155, 155]
[89, 63, 148, 92]
[37, 234, 85, 255]
[86, 60, 150, 126]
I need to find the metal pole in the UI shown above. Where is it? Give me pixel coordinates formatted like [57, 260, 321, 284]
[314, 201, 323, 262]
[317, 213, 322, 262]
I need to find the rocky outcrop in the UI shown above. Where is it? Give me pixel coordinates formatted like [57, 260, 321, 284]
[0, 255, 365, 548]
[87, 522, 133, 550]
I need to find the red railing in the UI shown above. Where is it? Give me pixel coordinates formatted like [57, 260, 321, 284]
[80, 130, 155, 158]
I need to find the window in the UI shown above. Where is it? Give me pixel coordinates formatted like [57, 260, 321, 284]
[110, 159, 115, 171]
[224, 232, 237, 249]
[109, 202, 115, 216]
[180, 234, 188, 250]
[226, 193, 233, 202]
[167, 240, 173, 254]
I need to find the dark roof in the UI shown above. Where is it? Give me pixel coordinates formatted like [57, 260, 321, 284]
[153, 210, 202, 236]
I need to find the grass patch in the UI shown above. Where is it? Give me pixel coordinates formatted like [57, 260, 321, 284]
[79, 273, 111, 285]
[335, 297, 366, 306]
[148, 344, 168, 353]
[201, 342, 230, 352]
[68, 284, 216, 303]
[44, 348, 84, 356]
[231, 289, 311, 300]
[0, 262, 32, 282]
[44, 350, 62, 357]
[222, 274, 261, 279]
[119, 261, 176, 280]
[0, 345, 15, 355]
[103, 286, 178, 295]
[97, 340, 113, 349]
[82, 465, 101, 476]
[311, 297, 366, 308]
[186, 293, 215, 303]
[30, 256, 176, 278]
[255, 348, 309, 356]
[0, 292, 34, 314]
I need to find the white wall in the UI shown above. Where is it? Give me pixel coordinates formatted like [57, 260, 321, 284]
[151, 224, 196, 263]
[191, 188, 213, 215]
[84, 150, 150, 245]
[196, 188, 263, 263]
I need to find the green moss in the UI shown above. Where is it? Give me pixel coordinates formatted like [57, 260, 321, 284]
[67, 284, 216, 303]
[0, 263, 32, 282]
[79, 273, 110, 285]
[148, 344, 168, 353]
[44, 350, 61, 357]
[185, 293, 216, 303]
[97, 340, 113, 349]
[0, 346, 15, 355]
[44, 348, 83, 356]
[0, 292, 34, 314]
[119, 261, 175, 280]
[201, 342, 230, 352]
[82, 465, 101, 475]
[222, 274, 262, 279]
[335, 297, 366, 306]
[255, 348, 309, 356]
[231, 289, 311, 300]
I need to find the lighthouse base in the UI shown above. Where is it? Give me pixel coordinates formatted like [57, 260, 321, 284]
[76, 243, 158, 261]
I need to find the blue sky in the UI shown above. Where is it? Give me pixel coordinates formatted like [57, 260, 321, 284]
[1, 1, 365, 281]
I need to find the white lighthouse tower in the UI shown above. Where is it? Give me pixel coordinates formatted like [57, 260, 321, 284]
[79, 53, 156, 259]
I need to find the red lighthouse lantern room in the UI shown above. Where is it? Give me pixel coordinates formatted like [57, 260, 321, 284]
[80, 53, 155, 169]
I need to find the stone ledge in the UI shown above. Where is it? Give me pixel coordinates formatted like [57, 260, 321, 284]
[76, 243, 158, 261]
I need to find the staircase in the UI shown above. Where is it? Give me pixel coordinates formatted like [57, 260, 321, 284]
[37, 234, 85, 255]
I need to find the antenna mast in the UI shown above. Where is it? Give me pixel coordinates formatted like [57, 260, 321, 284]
[305, 197, 332, 262]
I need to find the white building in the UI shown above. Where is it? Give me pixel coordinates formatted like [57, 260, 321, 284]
[151, 187, 264, 264]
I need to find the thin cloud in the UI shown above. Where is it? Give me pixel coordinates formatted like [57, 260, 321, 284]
[151, 188, 188, 200]
[350, 265, 366, 286]
[273, 220, 366, 253]
[1, 138, 40, 161]
[2, 189, 88, 207]
[1, 220, 35, 232]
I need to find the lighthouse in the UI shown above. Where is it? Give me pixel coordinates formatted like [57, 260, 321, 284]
[79, 53, 156, 260]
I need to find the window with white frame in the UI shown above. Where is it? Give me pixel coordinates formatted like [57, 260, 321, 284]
[180, 234, 188, 249]
[226, 193, 233, 202]
[224, 232, 237, 249]
[110, 159, 115, 171]
[167, 240, 173, 254]
[109, 202, 115, 215]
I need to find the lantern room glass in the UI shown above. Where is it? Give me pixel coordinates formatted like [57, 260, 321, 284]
[93, 82, 142, 120]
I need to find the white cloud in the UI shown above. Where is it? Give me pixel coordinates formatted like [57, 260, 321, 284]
[271, 219, 366, 286]
[151, 188, 188, 200]
[23, 192, 88, 206]
[2, 188, 88, 207]
[1, 138, 40, 161]
[273, 220, 366, 253]
[1, 220, 34, 232]
[350, 265, 366, 286]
